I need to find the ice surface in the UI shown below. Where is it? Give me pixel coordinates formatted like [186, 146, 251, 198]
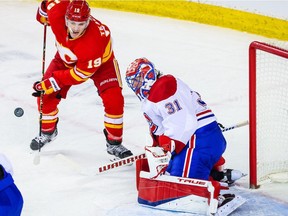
[0, 1, 287, 215]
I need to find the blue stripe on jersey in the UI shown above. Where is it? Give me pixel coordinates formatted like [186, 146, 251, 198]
[197, 114, 215, 121]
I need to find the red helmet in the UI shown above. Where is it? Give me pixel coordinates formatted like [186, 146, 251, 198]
[66, 0, 90, 22]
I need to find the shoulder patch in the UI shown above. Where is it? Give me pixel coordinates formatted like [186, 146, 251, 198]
[148, 75, 177, 103]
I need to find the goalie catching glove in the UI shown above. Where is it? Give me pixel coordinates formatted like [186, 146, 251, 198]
[32, 77, 61, 97]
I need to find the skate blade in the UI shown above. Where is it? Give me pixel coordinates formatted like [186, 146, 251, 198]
[215, 195, 246, 216]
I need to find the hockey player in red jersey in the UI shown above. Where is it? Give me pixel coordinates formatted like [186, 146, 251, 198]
[31, 0, 132, 159]
[125, 58, 245, 215]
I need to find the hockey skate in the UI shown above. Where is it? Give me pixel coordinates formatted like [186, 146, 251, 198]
[30, 129, 58, 150]
[215, 193, 246, 216]
[211, 169, 246, 186]
[221, 169, 246, 185]
[104, 129, 133, 159]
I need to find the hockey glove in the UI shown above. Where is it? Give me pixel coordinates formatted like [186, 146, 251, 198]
[158, 135, 186, 154]
[158, 135, 175, 153]
[145, 146, 171, 179]
[33, 77, 60, 96]
[36, 0, 50, 25]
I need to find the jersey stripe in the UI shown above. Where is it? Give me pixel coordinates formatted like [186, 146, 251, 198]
[182, 135, 195, 177]
[69, 67, 91, 82]
[104, 122, 123, 129]
[102, 40, 112, 63]
[113, 59, 122, 88]
[196, 109, 216, 129]
[104, 113, 123, 129]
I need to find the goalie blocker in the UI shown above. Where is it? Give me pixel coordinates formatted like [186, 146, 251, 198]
[136, 158, 246, 216]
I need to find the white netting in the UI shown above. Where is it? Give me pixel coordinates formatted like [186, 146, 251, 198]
[268, 172, 288, 183]
[256, 41, 288, 183]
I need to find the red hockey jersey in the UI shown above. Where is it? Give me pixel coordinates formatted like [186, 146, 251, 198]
[46, 0, 114, 87]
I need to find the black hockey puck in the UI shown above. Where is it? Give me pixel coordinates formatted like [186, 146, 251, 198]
[14, 107, 24, 117]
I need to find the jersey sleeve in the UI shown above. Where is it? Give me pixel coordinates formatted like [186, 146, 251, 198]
[47, 0, 68, 30]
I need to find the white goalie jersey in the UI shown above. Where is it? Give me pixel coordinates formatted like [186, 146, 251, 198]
[141, 74, 217, 145]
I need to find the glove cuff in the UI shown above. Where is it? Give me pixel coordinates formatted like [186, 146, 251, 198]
[159, 135, 186, 154]
[36, 1, 50, 25]
[39, 1, 48, 18]
[41, 77, 60, 94]
[159, 135, 175, 152]
[48, 77, 61, 92]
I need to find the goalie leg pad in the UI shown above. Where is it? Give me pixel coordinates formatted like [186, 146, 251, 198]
[136, 158, 149, 190]
[137, 171, 222, 215]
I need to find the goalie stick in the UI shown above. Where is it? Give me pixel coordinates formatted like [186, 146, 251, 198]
[95, 120, 249, 174]
[95, 153, 146, 174]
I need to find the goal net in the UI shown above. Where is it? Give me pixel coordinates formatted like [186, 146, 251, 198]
[249, 41, 288, 189]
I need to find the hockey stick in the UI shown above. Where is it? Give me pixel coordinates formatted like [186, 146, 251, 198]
[220, 120, 248, 132]
[95, 120, 249, 174]
[95, 153, 146, 174]
[33, 24, 47, 165]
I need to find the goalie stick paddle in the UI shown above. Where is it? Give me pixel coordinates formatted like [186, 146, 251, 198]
[94, 120, 249, 174]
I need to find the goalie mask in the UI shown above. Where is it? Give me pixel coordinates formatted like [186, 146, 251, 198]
[125, 58, 159, 100]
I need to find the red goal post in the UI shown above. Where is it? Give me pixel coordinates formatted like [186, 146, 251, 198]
[249, 41, 288, 189]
